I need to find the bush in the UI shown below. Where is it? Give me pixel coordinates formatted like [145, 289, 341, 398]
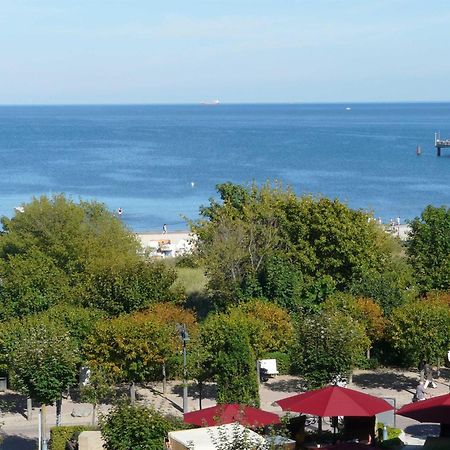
[262, 352, 291, 375]
[100, 401, 178, 450]
[50, 425, 98, 450]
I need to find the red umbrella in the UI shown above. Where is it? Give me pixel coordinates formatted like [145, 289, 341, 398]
[183, 403, 281, 427]
[277, 385, 393, 417]
[396, 393, 450, 424]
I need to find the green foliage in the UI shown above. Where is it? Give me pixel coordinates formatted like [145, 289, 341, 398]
[0, 194, 180, 319]
[86, 303, 197, 385]
[11, 323, 79, 404]
[50, 425, 98, 450]
[193, 182, 399, 311]
[0, 248, 70, 319]
[81, 260, 177, 315]
[85, 311, 175, 383]
[388, 298, 450, 366]
[293, 311, 369, 388]
[407, 205, 450, 293]
[349, 259, 415, 314]
[100, 401, 178, 450]
[215, 325, 260, 407]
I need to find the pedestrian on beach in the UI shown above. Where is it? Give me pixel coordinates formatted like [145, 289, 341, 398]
[424, 362, 437, 389]
[162, 224, 167, 234]
[117, 207, 123, 218]
[397, 216, 401, 226]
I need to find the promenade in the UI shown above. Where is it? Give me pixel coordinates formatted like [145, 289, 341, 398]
[1, 368, 447, 449]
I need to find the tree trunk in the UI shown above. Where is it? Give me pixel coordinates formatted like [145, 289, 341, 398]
[56, 397, 62, 426]
[162, 363, 167, 395]
[130, 381, 136, 404]
[42, 404, 47, 450]
[92, 403, 97, 426]
[198, 381, 203, 410]
[348, 371, 353, 384]
[26, 397, 32, 421]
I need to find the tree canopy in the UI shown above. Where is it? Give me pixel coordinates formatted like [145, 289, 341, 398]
[192, 182, 400, 311]
[0, 195, 177, 317]
[407, 205, 450, 293]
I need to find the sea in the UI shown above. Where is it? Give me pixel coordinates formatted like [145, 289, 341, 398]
[0, 103, 449, 232]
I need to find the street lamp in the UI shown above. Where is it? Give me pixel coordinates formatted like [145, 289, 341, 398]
[176, 323, 190, 414]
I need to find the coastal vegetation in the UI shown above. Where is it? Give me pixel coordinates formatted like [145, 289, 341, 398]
[0, 186, 449, 446]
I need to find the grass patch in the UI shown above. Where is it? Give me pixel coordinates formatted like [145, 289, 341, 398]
[174, 267, 207, 295]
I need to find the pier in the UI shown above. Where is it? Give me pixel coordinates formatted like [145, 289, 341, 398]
[435, 132, 450, 156]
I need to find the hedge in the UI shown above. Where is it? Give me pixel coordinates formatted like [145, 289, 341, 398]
[50, 425, 98, 450]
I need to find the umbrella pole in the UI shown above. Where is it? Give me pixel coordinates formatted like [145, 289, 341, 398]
[318, 416, 322, 435]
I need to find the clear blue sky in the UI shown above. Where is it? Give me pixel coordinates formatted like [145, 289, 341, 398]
[2, 0, 450, 104]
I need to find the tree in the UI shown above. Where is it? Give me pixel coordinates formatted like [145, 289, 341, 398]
[196, 312, 260, 406]
[100, 401, 183, 450]
[10, 322, 79, 432]
[293, 311, 369, 388]
[407, 205, 450, 293]
[215, 325, 259, 407]
[388, 298, 450, 366]
[0, 195, 179, 316]
[80, 366, 115, 425]
[324, 293, 386, 358]
[85, 310, 179, 399]
[192, 182, 399, 310]
[81, 260, 178, 315]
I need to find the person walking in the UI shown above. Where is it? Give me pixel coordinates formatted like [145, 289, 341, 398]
[424, 362, 437, 388]
[414, 381, 429, 401]
[418, 359, 426, 383]
[162, 224, 167, 234]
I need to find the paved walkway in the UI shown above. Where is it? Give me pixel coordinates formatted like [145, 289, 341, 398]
[0, 368, 448, 448]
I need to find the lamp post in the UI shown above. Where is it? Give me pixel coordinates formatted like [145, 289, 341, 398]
[176, 324, 190, 414]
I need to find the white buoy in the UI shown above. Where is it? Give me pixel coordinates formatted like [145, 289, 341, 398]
[190, 181, 195, 187]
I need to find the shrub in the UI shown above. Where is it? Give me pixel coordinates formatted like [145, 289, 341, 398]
[100, 401, 177, 450]
[50, 425, 98, 450]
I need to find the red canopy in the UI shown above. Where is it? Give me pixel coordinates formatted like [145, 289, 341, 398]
[396, 393, 450, 424]
[183, 403, 281, 427]
[277, 385, 393, 417]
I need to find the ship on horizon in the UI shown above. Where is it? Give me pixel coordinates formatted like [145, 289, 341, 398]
[201, 99, 220, 105]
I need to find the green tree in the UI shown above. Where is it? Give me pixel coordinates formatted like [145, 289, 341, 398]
[293, 311, 369, 388]
[215, 325, 259, 407]
[11, 324, 79, 404]
[196, 312, 259, 406]
[80, 366, 116, 425]
[388, 298, 450, 366]
[10, 322, 79, 433]
[192, 182, 399, 310]
[100, 401, 182, 450]
[0, 195, 178, 317]
[407, 205, 450, 293]
[81, 260, 177, 315]
[85, 312, 175, 393]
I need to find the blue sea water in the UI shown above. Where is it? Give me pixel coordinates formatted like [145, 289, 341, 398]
[0, 103, 449, 231]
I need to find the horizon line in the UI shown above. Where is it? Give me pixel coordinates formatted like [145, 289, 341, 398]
[1, 100, 450, 107]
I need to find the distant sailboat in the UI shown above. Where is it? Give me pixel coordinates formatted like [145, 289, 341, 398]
[416, 145, 422, 156]
[345, 107, 351, 111]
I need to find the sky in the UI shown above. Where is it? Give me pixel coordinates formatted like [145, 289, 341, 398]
[1, 0, 450, 104]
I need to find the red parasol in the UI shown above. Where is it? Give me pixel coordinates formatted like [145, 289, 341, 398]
[183, 403, 281, 427]
[396, 393, 450, 424]
[277, 385, 394, 417]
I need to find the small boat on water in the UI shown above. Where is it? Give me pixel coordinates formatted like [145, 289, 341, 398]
[416, 145, 422, 155]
